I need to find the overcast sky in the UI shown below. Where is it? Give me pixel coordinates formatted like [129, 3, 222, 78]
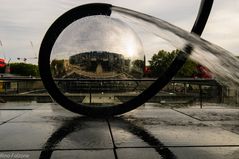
[0, 0, 238, 64]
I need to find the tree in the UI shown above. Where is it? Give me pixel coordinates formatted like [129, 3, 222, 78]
[148, 50, 198, 77]
[9, 63, 39, 77]
[0, 66, 5, 73]
[51, 59, 67, 77]
[177, 59, 198, 77]
[149, 50, 175, 77]
[130, 59, 145, 78]
[132, 59, 144, 70]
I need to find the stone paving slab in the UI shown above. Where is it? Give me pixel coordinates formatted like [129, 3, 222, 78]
[220, 123, 239, 135]
[0, 110, 26, 122]
[0, 122, 59, 150]
[34, 103, 69, 110]
[55, 118, 113, 149]
[0, 102, 238, 159]
[51, 150, 115, 159]
[0, 118, 113, 150]
[174, 107, 239, 135]
[170, 147, 239, 159]
[10, 109, 79, 122]
[174, 108, 239, 121]
[0, 151, 40, 159]
[0, 150, 115, 159]
[122, 107, 200, 124]
[117, 147, 239, 159]
[110, 118, 239, 147]
[0, 102, 40, 110]
[145, 125, 239, 146]
[117, 148, 164, 159]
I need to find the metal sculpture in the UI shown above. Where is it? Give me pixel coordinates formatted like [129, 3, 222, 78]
[39, 0, 214, 117]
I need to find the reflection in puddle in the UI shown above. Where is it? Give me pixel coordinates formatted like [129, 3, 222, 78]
[39, 117, 176, 159]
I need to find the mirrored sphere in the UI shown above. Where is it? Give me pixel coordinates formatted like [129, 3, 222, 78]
[51, 15, 145, 79]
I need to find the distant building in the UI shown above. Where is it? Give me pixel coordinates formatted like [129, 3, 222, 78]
[69, 51, 129, 73]
[51, 51, 145, 79]
[51, 51, 144, 92]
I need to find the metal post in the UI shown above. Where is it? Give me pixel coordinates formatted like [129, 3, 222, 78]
[199, 84, 203, 108]
[173, 82, 175, 93]
[17, 81, 19, 94]
[4, 81, 7, 94]
[218, 85, 223, 103]
[236, 88, 239, 104]
[184, 83, 187, 94]
[89, 84, 92, 104]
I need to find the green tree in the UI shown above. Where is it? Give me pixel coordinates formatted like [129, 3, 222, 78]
[10, 63, 39, 77]
[51, 59, 66, 77]
[177, 59, 198, 77]
[148, 50, 198, 77]
[130, 59, 145, 78]
[149, 50, 175, 77]
[132, 59, 144, 70]
[0, 66, 5, 73]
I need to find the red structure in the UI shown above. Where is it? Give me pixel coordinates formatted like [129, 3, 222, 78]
[0, 58, 6, 68]
[194, 65, 212, 79]
[144, 66, 151, 74]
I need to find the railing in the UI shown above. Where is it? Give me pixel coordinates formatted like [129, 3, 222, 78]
[0, 77, 224, 107]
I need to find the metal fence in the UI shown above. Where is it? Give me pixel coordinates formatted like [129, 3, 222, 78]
[0, 77, 234, 107]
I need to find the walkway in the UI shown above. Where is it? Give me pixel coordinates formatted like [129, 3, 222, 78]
[0, 102, 238, 159]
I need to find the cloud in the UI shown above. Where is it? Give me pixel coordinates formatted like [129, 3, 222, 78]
[0, 0, 238, 64]
[202, 0, 239, 54]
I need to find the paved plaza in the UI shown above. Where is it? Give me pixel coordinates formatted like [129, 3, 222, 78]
[0, 102, 238, 159]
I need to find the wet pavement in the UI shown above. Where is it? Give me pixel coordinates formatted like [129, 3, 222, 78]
[0, 102, 238, 159]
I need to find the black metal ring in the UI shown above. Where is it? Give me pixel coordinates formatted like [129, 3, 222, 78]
[39, 1, 213, 117]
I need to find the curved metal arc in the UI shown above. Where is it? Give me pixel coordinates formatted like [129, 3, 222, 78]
[39, 1, 214, 117]
[191, 0, 214, 35]
[39, 3, 113, 116]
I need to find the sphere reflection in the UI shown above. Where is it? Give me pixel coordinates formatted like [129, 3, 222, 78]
[51, 15, 145, 79]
